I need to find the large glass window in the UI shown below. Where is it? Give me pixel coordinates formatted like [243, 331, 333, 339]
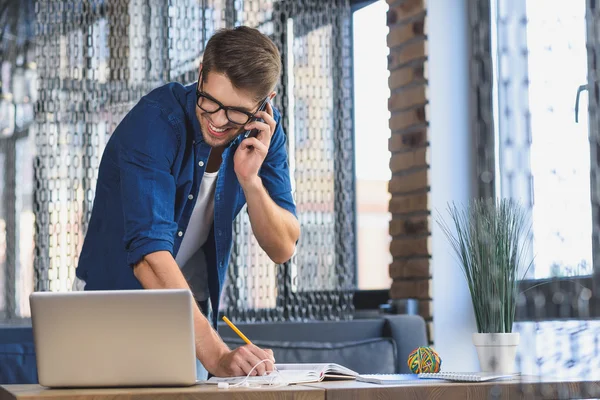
[352, 0, 392, 290]
[493, 0, 592, 279]
[524, 1, 592, 279]
[490, 0, 597, 378]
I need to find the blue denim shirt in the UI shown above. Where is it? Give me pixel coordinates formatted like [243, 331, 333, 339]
[76, 82, 296, 325]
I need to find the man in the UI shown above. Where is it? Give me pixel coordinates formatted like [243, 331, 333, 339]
[76, 26, 300, 379]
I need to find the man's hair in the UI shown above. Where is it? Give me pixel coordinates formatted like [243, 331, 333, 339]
[202, 26, 281, 102]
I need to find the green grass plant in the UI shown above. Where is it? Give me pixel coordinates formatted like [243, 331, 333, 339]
[437, 198, 533, 333]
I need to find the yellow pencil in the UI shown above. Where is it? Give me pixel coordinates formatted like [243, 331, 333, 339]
[222, 316, 252, 345]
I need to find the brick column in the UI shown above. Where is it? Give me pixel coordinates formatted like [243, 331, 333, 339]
[386, 0, 432, 341]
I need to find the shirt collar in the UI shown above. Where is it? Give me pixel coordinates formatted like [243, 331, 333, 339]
[187, 82, 204, 144]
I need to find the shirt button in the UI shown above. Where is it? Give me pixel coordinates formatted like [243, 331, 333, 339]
[217, 230, 222, 236]
[219, 262, 224, 269]
[198, 160, 205, 167]
[188, 194, 194, 200]
[177, 231, 183, 237]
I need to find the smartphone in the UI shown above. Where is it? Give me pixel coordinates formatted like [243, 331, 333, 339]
[243, 98, 270, 138]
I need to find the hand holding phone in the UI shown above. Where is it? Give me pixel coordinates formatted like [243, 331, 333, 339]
[233, 97, 276, 185]
[243, 97, 270, 138]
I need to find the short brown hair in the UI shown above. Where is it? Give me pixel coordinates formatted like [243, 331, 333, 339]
[202, 26, 281, 102]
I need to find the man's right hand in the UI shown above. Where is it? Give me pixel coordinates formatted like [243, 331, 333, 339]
[133, 252, 276, 378]
[210, 344, 275, 377]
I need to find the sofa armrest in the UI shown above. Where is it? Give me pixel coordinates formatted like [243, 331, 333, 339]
[382, 315, 428, 373]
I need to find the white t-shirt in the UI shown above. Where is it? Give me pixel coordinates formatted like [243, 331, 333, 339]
[175, 171, 218, 301]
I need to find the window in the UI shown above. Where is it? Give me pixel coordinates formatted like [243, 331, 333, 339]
[486, 0, 599, 378]
[352, 0, 392, 290]
[492, 0, 592, 279]
[15, 134, 35, 316]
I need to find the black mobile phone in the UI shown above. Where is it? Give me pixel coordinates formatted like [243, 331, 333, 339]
[243, 98, 270, 138]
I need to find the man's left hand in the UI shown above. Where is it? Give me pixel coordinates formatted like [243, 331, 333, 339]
[234, 101, 276, 188]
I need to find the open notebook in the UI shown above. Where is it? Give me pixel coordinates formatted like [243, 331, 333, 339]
[205, 363, 358, 385]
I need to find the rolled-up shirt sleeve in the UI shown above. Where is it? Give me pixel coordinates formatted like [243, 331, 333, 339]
[117, 104, 180, 267]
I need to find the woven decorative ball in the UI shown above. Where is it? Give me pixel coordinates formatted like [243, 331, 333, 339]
[407, 346, 442, 374]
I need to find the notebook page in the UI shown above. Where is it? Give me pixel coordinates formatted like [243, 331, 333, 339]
[418, 372, 518, 382]
[206, 369, 321, 385]
[275, 363, 358, 377]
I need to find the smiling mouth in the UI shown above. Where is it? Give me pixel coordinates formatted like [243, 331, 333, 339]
[206, 121, 232, 136]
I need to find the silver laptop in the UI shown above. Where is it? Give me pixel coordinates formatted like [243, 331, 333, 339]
[30, 289, 197, 387]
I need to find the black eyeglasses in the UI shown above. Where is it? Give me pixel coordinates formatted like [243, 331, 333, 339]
[196, 86, 268, 126]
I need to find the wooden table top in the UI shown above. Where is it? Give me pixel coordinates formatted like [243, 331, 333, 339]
[304, 376, 600, 400]
[0, 384, 325, 400]
[3, 376, 600, 400]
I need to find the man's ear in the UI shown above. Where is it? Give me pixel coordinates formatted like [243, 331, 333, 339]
[269, 91, 276, 101]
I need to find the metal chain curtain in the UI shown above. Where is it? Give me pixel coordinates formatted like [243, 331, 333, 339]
[0, 0, 37, 319]
[224, 0, 356, 322]
[470, 0, 600, 392]
[33, 0, 355, 321]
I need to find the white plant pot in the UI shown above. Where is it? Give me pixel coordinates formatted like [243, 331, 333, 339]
[472, 333, 520, 374]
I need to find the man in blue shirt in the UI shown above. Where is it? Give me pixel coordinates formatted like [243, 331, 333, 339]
[76, 26, 300, 378]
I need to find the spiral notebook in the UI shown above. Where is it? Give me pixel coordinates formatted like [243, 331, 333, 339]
[356, 372, 518, 384]
[357, 374, 443, 384]
[418, 372, 519, 382]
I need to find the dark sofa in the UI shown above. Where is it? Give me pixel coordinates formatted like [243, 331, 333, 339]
[0, 315, 427, 384]
[0, 326, 37, 385]
[218, 315, 427, 374]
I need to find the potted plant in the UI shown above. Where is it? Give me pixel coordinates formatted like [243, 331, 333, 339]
[437, 198, 533, 373]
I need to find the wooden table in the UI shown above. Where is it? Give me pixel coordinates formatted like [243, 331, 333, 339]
[3, 376, 600, 400]
[0, 384, 324, 400]
[304, 376, 600, 400]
